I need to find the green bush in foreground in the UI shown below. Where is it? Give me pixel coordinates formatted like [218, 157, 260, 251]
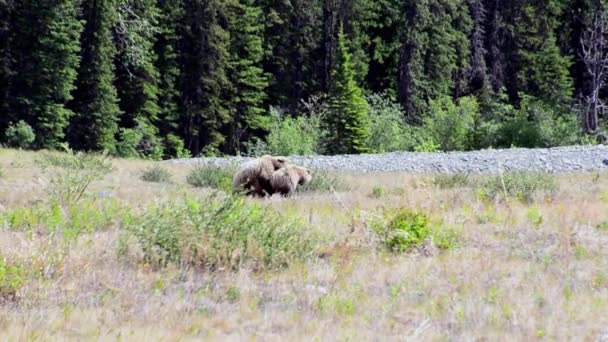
[186, 165, 236, 192]
[0, 258, 24, 301]
[373, 209, 430, 252]
[141, 165, 172, 183]
[127, 194, 321, 270]
[479, 172, 558, 202]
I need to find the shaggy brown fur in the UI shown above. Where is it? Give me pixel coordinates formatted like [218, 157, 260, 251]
[232, 155, 291, 197]
[269, 165, 313, 197]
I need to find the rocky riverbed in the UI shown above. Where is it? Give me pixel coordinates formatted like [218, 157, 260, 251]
[165, 145, 608, 174]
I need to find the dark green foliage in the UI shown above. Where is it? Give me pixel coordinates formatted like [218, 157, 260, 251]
[114, 0, 163, 159]
[69, 0, 121, 153]
[180, 0, 232, 156]
[0, 0, 603, 154]
[323, 28, 371, 155]
[225, 0, 269, 154]
[11, 0, 83, 149]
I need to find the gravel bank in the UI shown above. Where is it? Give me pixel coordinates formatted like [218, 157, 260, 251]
[165, 145, 608, 174]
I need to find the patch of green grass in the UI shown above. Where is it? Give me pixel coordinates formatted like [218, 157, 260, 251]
[478, 172, 558, 202]
[1, 198, 127, 242]
[432, 173, 471, 189]
[298, 169, 349, 193]
[370, 186, 384, 198]
[140, 165, 172, 183]
[431, 224, 462, 250]
[186, 164, 236, 192]
[0, 257, 24, 301]
[126, 194, 322, 271]
[372, 209, 430, 253]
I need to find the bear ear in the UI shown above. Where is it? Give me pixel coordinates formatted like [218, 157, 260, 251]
[275, 156, 289, 163]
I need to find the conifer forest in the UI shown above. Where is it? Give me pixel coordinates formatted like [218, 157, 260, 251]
[1, 0, 608, 158]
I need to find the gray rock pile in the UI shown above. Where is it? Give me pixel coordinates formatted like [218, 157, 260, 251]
[165, 145, 608, 174]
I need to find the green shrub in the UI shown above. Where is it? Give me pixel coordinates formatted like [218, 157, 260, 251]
[4, 120, 35, 149]
[186, 164, 236, 192]
[479, 172, 558, 202]
[141, 165, 172, 183]
[298, 169, 349, 193]
[0, 258, 24, 301]
[366, 93, 420, 152]
[431, 225, 462, 250]
[115, 121, 164, 160]
[373, 209, 430, 252]
[432, 173, 471, 189]
[423, 96, 479, 151]
[36, 147, 113, 208]
[370, 186, 384, 198]
[127, 195, 321, 270]
[249, 107, 322, 157]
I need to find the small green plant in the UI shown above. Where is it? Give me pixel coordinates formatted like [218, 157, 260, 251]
[414, 138, 440, 152]
[36, 147, 113, 208]
[432, 173, 471, 189]
[186, 164, 236, 192]
[0, 258, 24, 301]
[298, 169, 349, 193]
[127, 194, 321, 270]
[140, 165, 172, 183]
[596, 222, 608, 232]
[479, 172, 558, 202]
[373, 209, 430, 252]
[4, 120, 35, 149]
[370, 186, 384, 198]
[527, 207, 543, 227]
[431, 225, 462, 250]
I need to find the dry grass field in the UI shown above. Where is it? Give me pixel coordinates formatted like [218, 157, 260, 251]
[0, 148, 608, 341]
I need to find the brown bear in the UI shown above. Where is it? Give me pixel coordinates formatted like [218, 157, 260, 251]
[232, 155, 291, 197]
[269, 165, 313, 197]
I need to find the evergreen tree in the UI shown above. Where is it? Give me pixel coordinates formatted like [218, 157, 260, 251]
[514, 0, 573, 106]
[69, 0, 121, 153]
[154, 0, 186, 158]
[180, 0, 231, 156]
[324, 28, 371, 155]
[114, 0, 163, 159]
[11, 0, 83, 148]
[225, 0, 269, 155]
[0, 0, 15, 133]
[259, 0, 322, 112]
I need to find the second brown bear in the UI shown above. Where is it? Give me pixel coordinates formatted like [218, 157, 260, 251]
[270, 165, 313, 197]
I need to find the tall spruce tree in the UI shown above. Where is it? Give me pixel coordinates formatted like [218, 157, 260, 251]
[154, 0, 185, 158]
[0, 0, 14, 133]
[11, 0, 83, 149]
[180, 0, 231, 156]
[225, 0, 269, 155]
[69, 0, 121, 153]
[114, 0, 163, 159]
[324, 28, 371, 155]
[514, 0, 573, 106]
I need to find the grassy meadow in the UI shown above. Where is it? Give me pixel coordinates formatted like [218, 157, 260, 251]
[0, 148, 608, 340]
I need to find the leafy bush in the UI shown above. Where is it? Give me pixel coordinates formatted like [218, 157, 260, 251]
[36, 147, 113, 208]
[186, 164, 236, 192]
[116, 120, 164, 160]
[373, 209, 430, 252]
[249, 107, 322, 157]
[432, 173, 471, 189]
[4, 120, 35, 149]
[423, 96, 479, 151]
[141, 165, 172, 183]
[297, 169, 349, 193]
[366, 93, 420, 152]
[479, 172, 558, 202]
[127, 195, 321, 270]
[0, 258, 24, 301]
